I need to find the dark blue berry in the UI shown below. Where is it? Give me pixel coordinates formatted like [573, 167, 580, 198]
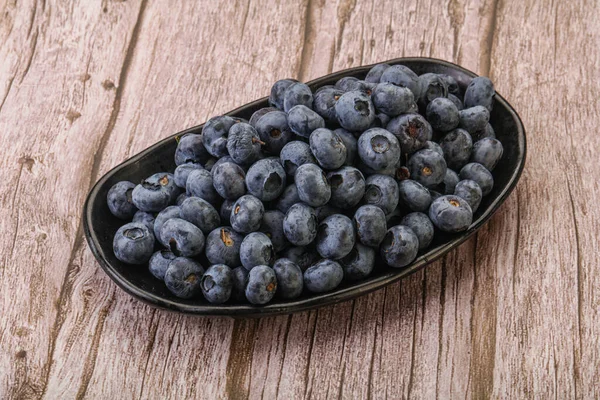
[186, 169, 221, 205]
[447, 93, 464, 111]
[398, 179, 432, 212]
[202, 116, 237, 157]
[201, 264, 233, 304]
[212, 161, 246, 200]
[287, 105, 325, 138]
[458, 106, 490, 134]
[175, 133, 211, 166]
[471, 138, 503, 171]
[429, 195, 473, 232]
[227, 122, 263, 165]
[440, 129, 473, 171]
[160, 218, 205, 257]
[276, 184, 301, 213]
[281, 246, 319, 271]
[464, 77, 495, 111]
[309, 128, 347, 170]
[164, 257, 204, 299]
[254, 110, 294, 154]
[245, 265, 277, 305]
[473, 123, 496, 141]
[441, 169, 460, 194]
[426, 97, 460, 132]
[340, 243, 375, 281]
[423, 140, 443, 155]
[380, 65, 421, 98]
[380, 225, 419, 267]
[316, 214, 355, 260]
[132, 210, 155, 232]
[459, 163, 493, 196]
[283, 82, 313, 113]
[245, 158, 286, 201]
[363, 174, 399, 214]
[304, 259, 343, 293]
[240, 232, 274, 270]
[407, 149, 447, 187]
[174, 163, 203, 188]
[280, 141, 316, 177]
[269, 79, 298, 109]
[294, 163, 331, 207]
[107, 181, 137, 219]
[176, 193, 188, 206]
[313, 87, 344, 121]
[273, 258, 303, 299]
[400, 212, 434, 250]
[386, 113, 433, 155]
[113, 222, 155, 264]
[439, 74, 460, 95]
[334, 128, 358, 166]
[335, 90, 376, 132]
[205, 227, 243, 266]
[220, 199, 235, 224]
[231, 266, 249, 302]
[372, 83, 414, 116]
[314, 204, 342, 222]
[418, 73, 448, 108]
[230, 194, 264, 234]
[149, 250, 176, 280]
[353, 205, 387, 247]
[335, 76, 359, 91]
[153, 206, 182, 246]
[327, 166, 365, 209]
[357, 128, 400, 171]
[454, 179, 483, 212]
[283, 203, 318, 246]
[260, 210, 289, 253]
[364, 63, 390, 83]
[132, 174, 174, 212]
[180, 197, 220, 234]
[250, 106, 279, 127]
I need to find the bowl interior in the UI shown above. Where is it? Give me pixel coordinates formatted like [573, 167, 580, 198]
[83, 57, 525, 317]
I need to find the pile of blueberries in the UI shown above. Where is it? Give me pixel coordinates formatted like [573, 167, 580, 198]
[107, 63, 503, 306]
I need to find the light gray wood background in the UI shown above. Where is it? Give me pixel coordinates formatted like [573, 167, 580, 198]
[1, 0, 598, 398]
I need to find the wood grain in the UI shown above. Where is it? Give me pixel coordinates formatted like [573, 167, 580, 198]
[0, 0, 598, 398]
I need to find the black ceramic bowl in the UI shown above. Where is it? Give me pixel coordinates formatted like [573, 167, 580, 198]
[83, 57, 526, 317]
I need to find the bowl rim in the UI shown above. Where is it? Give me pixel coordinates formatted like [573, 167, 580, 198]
[83, 57, 526, 317]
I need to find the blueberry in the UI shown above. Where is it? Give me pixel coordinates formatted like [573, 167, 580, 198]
[314, 204, 342, 222]
[212, 161, 246, 200]
[454, 179, 483, 212]
[269, 79, 298, 109]
[180, 197, 220, 234]
[226, 122, 263, 165]
[205, 227, 243, 266]
[164, 257, 204, 299]
[273, 258, 303, 299]
[250, 106, 279, 127]
[150, 173, 180, 203]
[357, 128, 401, 171]
[313, 87, 344, 121]
[176, 193, 188, 206]
[276, 184, 301, 213]
[335, 76, 360, 91]
[440, 129, 473, 171]
[464, 77, 495, 111]
[287, 105, 325, 138]
[365, 63, 390, 83]
[160, 218, 205, 257]
[429, 190, 443, 202]
[281, 246, 319, 271]
[363, 174, 399, 214]
[260, 210, 289, 253]
[132, 210, 155, 232]
[240, 232, 274, 270]
[447, 93, 464, 111]
[283, 203, 318, 246]
[280, 141, 316, 177]
[426, 97, 460, 132]
[386, 113, 433, 155]
[245, 265, 278, 305]
[418, 73, 448, 108]
[459, 163, 494, 196]
[107, 181, 137, 219]
[210, 156, 244, 176]
[327, 166, 365, 209]
[132, 175, 173, 212]
[304, 259, 343, 293]
[398, 179, 432, 212]
[254, 110, 294, 154]
[353, 205, 387, 247]
[220, 199, 235, 224]
[202, 115, 237, 157]
[471, 138, 503, 171]
[203, 157, 218, 172]
[340, 243, 375, 280]
[283, 82, 313, 113]
[113, 222, 155, 264]
[309, 128, 347, 170]
[316, 214, 355, 260]
[373, 112, 392, 128]
[407, 149, 447, 187]
[380, 225, 419, 268]
[334, 128, 358, 166]
[429, 195, 473, 232]
[245, 158, 286, 201]
[174, 163, 203, 188]
[231, 266, 249, 302]
[440, 169, 460, 194]
[186, 169, 221, 205]
[230, 194, 264, 234]
[473, 123, 496, 141]
[175, 133, 211, 166]
[371, 82, 414, 117]
[335, 90, 376, 132]
[153, 206, 182, 246]
[294, 163, 331, 207]
[439, 74, 460, 95]
[458, 106, 490, 134]
[423, 140, 443, 155]
[201, 264, 233, 304]
[395, 165, 411, 181]
[149, 250, 176, 280]
[400, 212, 434, 250]
[380, 65, 421, 98]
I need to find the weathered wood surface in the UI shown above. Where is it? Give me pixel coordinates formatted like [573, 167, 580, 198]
[0, 0, 598, 398]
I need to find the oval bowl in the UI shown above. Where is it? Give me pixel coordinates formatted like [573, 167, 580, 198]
[83, 57, 526, 317]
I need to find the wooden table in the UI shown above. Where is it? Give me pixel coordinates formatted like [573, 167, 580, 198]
[1, 0, 598, 398]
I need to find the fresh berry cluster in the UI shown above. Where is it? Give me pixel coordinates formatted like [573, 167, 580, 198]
[107, 63, 503, 305]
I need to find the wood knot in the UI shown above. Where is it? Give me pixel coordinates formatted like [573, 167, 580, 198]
[66, 110, 81, 123]
[15, 350, 27, 359]
[18, 156, 35, 172]
[102, 80, 115, 90]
